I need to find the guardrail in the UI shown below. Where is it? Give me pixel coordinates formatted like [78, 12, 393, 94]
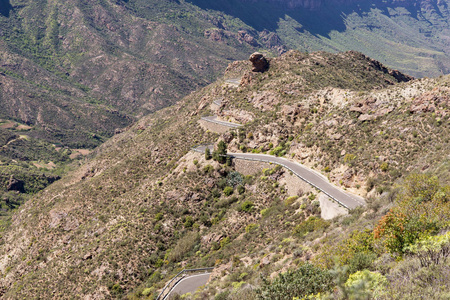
[191, 145, 364, 209]
[227, 154, 361, 209]
[156, 267, 214, 300]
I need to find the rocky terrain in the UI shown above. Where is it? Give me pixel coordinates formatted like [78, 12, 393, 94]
[0, 51, 448, 299]
[1, 0, 450, 149]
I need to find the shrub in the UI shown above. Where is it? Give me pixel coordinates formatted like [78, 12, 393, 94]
[380, 162, 389, 172]
[293, 217, 330, 237]
[241, 201, 254, 212]
[255, 263, 333, 299]
[237, 185, 245, 194]
[227, 171, 243, 187]
[284, 196, 298, 206]
[405, 232, 450, 267]
[184, 216, 194, 228]
[246, 223, 259, 233]
[205, 148, 212, 160]
[110, 283, 123, 295]
[344, 153, 356, 166]
[168, 231, 200, 262]
[203, 164, 214, 174]
[141, 287, 153, 297]
[220, 237, 230, 248]
[374, 174, 450, 256]
[154, 212, 163, 221]
[345, 270, 388, 299]
[213, 141, 227, 164]
[223, 186, 234, 196]
[215, 291, 230, 300]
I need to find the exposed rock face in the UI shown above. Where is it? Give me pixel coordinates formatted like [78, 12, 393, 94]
[249, 52, 269, 72]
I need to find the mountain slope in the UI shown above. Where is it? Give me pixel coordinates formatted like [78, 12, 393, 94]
[190, 0, 450, 77]
[0, 0, 263, 147]
[2, 0, 450, 148]
[0, 51, 447, 299]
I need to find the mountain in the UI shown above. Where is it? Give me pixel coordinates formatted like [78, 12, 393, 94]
[2, 0, 450, 149]
[0, 0, 266, 147]
[0, 51, 447, 299]
[190, 0, 450, 77]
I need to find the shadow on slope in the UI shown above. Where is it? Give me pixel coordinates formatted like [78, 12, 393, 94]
[187, 0, 423, 37]
[0, 0, 12, 17]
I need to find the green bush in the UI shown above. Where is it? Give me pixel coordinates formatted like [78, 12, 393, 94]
[227, 171, 243, 187]
[205, 148, 212, 160]
[284, 196, 298, 206]
[374, 174, 450, 256]
[256, 263, 333, 299]
[215, 291, 230, 300]
[203, 164, 214, 174]
[241, 201, 254, 212]
[293, 217, 330, 237]
[237, 185, 245, 194]
[220, 237, 230, 248]
[345, 270, 388, 299]
[155, 212, 163, 221]
[246, 223, 259, 233]
[223, 186, 234, 196]
[184, 216, 194, 228]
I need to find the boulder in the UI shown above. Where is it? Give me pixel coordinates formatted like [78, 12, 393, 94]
[249, 52, 269, 72]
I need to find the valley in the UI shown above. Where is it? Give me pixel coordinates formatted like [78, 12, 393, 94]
[0, 0, 449, 299]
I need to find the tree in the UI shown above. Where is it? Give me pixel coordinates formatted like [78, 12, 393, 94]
[213, 141, 227, 164]
[205, 147, 211, 160]
[374, 174, 450, 256]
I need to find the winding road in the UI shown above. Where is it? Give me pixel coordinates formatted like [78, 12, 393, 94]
[194, 145, 365, 209]
[224, 78, 240, 86]
[165, 273, 211, 299]
[200, 116, 242, 128]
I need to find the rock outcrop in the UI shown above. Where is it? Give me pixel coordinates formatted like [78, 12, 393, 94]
[249, 52, 269, 72]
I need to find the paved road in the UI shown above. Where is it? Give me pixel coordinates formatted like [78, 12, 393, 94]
[166, 273, 211, 299]
[193, 145, 365, 209]
[200, 116, 242, 128]
[225, 78, 240, 86]
[212, 99, 223, 106]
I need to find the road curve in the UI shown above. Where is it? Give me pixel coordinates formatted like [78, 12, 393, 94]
[229, 153, 365, 209]
[200, 116, 242, 128]
[224, 78, 240, 86]
[193, 145, 365, 209]
[166, 273, 211, 299]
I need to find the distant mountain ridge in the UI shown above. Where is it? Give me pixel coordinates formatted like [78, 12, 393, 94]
[240, 0, 442, 10]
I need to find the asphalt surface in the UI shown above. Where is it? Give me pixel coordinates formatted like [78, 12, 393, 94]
[225, 78, 240, 86]
[166, 273, 211, 298]
[200, 116, 242, 128]
[193, 145, 365, 209]
[212, 99, 222, 106]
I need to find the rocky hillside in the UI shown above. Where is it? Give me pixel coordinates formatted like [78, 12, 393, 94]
[191, 0, 450, 77]
[0, 51, 448, 299]
[2, 0, 450, 149]
[0, 0, 265, 147]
